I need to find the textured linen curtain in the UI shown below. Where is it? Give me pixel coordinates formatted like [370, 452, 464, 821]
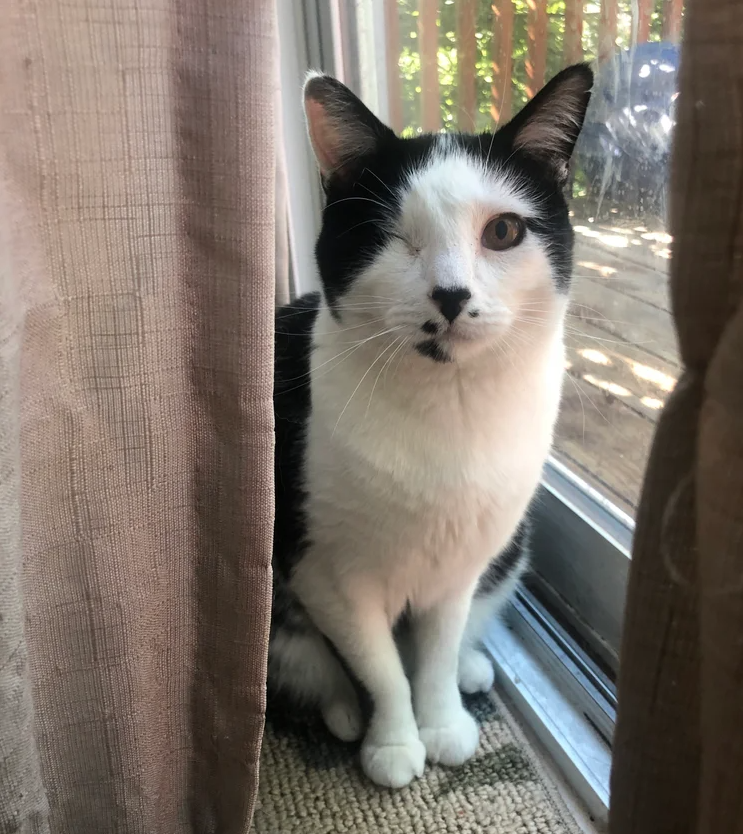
[0, 1, 279, 832]
[610, 0, 743, 831]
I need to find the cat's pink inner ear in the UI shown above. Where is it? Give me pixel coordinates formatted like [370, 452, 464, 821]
[513, 77, 583, 156]
[305, 96, 343, 176]
[508, 65, 592, 181]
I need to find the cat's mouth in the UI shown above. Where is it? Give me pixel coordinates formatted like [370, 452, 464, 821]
[419, 318, 479, 343]
[440, 328, 478, 343]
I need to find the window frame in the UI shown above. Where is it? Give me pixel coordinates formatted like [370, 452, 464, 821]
[530, 456, 633, 675]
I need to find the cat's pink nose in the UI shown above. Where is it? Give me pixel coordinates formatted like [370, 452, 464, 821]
[431, 286, 471, 323]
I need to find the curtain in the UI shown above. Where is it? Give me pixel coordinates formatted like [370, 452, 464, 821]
[0, 0, 278, 831]
[610, 0, 743, 831]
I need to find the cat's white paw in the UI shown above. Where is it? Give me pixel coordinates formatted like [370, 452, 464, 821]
[419, 707, 479, 766]
[458, 647, 495, 694]
[360, 734, 426, 788]
[322, 696, 364, 742]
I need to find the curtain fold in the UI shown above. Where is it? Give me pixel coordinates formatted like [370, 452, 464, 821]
[275, 79, 291, 307]
[610, 0, 743, 831]
[0, 1, 277, 832]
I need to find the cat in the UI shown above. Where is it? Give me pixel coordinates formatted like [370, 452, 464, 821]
[270, 64, 593, 789]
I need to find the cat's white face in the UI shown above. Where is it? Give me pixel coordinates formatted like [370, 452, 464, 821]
[306, 67, 591, 366]
[337, 148, 567, 364]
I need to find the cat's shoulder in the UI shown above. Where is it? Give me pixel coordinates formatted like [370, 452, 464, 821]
[276, 292, 322, 336]
[274, 293, 322, 424]
[274, 292, 321, 395]
[275, 292, 322, 343]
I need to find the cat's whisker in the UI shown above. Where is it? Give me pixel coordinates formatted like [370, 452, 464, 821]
[332, 303, 392, 310]
[355, 181, 391, 207]
[566, 316, 638, 327]
[326, 195, 391, 212]
[562, 369, 629, 436]
[331, 325, 405, 351]
[569, 303, 613, 316]
[515, 315, 641, 341]
[333, 337, 403, 436]
[565, 330, 655, 347]
[277, 345, 370, 396]
[501, 329, 537, 360]
[390, 336, 411, 380]
[277, 325, 404, 388]
[515, 303, 634, 328]
[345, 294, 398, 301]
[279, 317, 387, 337]
[276, 308, 324, 320]
[362, 168, 398, 201]
[338, 306, 400, 314]
[563, 366, 587, 441]
[366, 336, 407, 416]
[491, 338, 516, 372]
[488, 337, 517, 373]
[337, 218, 384, 238]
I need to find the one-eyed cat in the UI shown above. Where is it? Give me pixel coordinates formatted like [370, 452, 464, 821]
[271, 64, 593, 788]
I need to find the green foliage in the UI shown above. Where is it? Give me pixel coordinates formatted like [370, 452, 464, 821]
[393, 0, 670, 134]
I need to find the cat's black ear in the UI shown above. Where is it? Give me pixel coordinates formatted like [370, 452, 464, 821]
[504, 63, 593, 184]
[303, 73, 396, 180]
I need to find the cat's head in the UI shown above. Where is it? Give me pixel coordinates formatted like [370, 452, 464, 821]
[304, 65, 592, 365]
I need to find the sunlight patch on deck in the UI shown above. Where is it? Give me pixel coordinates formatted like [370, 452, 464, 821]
[630, 362, 676, 392]
[583, 374, 632, 398]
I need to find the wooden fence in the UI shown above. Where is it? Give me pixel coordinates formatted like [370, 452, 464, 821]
[384, 0, 684, 133]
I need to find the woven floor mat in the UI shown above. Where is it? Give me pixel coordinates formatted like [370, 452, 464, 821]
[252, 689, 586, 833]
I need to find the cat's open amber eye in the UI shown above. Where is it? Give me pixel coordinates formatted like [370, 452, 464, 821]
[481, 214, 525, 251]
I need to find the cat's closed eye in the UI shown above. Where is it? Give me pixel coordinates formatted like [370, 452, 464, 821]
[391, 231, 421, 256]
[481, 214, 525, 252]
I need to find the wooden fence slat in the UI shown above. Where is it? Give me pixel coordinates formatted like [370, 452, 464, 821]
[526, 0, 548, 98]
[661, 0, 684, 41]
[599, 0, 618, 63]
[456, 0, 477, 130]
[384, 0, 404, 133]
[564, 0, 584, 65]
[636, 0, 653, 42]
[491, 0, 514, 125]
[419, 0, 440, 132]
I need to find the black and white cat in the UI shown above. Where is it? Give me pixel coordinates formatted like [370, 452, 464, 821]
[271, 65, 592, 789]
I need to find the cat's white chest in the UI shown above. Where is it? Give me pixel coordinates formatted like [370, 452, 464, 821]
[300, 334, 563, 616]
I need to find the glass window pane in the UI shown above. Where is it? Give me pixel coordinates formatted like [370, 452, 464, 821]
[375, 0, 684, 517]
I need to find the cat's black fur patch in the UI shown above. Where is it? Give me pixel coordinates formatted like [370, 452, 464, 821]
[273, 292, 320, 584]
[421, 320, 439, 335]
[475, 517, 532, 597]
[415, 339, 449, 364]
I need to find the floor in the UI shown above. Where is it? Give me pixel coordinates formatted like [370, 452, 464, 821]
[555, 217, 677, 515]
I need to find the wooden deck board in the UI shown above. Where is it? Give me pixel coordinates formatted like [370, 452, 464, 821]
[571, 273, 678, 365]
[555, 379, 653, 515]
[554, 228, 679, 515]
[564, 323, 677, 421]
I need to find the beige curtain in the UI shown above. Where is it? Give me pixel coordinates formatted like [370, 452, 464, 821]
[0, 1, 278, 832]
[275, 75, 292, 308]
[610, 0, 743, 831]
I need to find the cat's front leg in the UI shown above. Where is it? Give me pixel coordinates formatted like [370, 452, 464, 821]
[296, 577, 425, 788]
[412, 588, 480, 766]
